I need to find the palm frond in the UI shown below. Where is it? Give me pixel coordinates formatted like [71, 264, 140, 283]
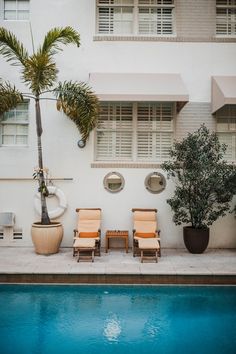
[54, 81, 100, 142]
[0, 27, 28, 66]
[0, 80, 23, 116]
[23, 53, 58, 96]
[39, 27, 80, 57]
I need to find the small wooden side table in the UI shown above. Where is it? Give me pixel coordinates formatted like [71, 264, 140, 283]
[105, 230, 129, 253]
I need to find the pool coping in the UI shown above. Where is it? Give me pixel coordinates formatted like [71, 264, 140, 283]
[0, 247, 236, 284]
[1, 273, 236, 285]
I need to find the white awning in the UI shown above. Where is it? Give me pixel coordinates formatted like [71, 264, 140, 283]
[212, 76, 236, 114]
[89, 73, 189, 112]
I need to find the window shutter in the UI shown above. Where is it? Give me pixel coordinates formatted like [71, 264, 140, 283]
[216, 106, 236, 161]
[138, 0, 174, 5]
[138, 0, 174, 35]
[137, 103, 173, 161]
[98, 7, 114, 34]
[216, 0, 236, 35]
[97, 0, 134, 34]
[96, 103, 133, 160]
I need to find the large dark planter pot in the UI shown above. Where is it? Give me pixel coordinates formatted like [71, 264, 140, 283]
[183, 226, 209, 254]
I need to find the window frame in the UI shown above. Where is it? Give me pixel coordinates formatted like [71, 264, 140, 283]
[94, 101, 175, 163]
[3, 0, 30, 21]
[0, 101, 29, 147]
[96, 0, 176, 37]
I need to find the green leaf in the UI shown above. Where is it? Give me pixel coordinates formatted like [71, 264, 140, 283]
[161, 124, 236, 228]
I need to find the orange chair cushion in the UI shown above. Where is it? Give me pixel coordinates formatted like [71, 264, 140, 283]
[135, 232, 156, 238]
[79, 232, 99, 238]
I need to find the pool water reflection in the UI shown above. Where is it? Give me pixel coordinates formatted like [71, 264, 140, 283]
[0, 285, 235, 354]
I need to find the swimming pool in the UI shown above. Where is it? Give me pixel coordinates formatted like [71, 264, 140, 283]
[0, 285, 235, 354]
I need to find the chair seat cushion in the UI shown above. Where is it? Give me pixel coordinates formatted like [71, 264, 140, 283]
[79, 232, 99, 238]
[138, 238, 160, 249]
[74, 239, 96, 248]
[135, 232, 156, 238]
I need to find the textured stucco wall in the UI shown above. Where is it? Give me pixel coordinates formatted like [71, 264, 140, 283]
[0, 0, 235, 248]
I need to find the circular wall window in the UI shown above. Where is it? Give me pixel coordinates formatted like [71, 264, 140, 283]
[103, 172, 125, 193]
[145, 172, 166, 194]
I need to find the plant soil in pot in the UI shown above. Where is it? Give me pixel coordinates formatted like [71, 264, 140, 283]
[183, 226, 209, 254]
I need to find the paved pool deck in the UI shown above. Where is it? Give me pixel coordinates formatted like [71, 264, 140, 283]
[0, 247, 236, 284]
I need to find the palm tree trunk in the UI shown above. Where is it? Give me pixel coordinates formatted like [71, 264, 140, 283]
[35, 97, 50, 225]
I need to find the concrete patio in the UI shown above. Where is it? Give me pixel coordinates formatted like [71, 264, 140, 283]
[0, 247, 236, 284]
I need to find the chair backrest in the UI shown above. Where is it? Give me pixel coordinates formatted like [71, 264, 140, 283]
[76, 209, 101, 233]
[132, 209, 157, 234]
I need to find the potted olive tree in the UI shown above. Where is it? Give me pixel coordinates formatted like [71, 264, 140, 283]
[0, 27, 99, 254]
[161, 125, 236, 253]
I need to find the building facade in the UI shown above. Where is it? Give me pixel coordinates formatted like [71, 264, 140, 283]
[0, 0, 235, 248]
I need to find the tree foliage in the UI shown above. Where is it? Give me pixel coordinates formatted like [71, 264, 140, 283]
[55, 81, 100, 142]
[0, 79, 23, 115]
[161, 125, 236, 229]
[0, 26, 99, 225]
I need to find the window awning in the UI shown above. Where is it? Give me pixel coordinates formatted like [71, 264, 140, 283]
[212, 76, 236, 114]
[89, 73, 189, 112]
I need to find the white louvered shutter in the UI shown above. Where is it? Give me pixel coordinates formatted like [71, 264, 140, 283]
[216, 106, 236, 161]
[96, 103, 133, 160]
[216, 0, 236, 35]
[138, 0, 174, 35]
[97, 0, 134, 34]
[137, 103, 174, 161]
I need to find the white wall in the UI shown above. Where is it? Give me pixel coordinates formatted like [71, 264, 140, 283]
[0, 0, 235, 248]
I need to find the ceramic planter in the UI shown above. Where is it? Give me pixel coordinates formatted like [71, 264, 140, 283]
[31, 222, 63, 255]
[183, 226, 209, 254]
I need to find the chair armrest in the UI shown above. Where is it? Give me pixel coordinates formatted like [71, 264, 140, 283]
[156, 229, 161, 236]
[73, 229, 78, 237]
[133, 229, 136, 236]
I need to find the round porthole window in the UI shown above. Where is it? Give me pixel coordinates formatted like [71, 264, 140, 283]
[103, 172, 125, 193]
[145, 172, 166, 194]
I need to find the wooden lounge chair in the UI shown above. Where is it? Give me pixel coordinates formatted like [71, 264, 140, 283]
[138, 238, 160, 263]
[73, 208, 101, 258]
[132, 208, 161, 259]
[73, 238, 96, 262]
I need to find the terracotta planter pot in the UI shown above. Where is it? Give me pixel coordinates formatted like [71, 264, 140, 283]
[31, 222, 63, 255]
[183, 226, 209, 254]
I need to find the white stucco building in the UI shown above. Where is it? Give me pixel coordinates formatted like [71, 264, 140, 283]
[0, 0, 235, 249]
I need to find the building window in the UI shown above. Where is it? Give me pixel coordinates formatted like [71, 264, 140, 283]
[216, 0, 236, 36]
[96, 102, 133, 160]
[4, 0, 30, 20]
[216, 105, 236, 161]
[0, 102, 29, 146]
[95, 102, 174, 161]
[96, 0, 175, 36]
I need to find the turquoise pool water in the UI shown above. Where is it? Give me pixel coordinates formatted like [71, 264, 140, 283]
[0, 285, 236, 354]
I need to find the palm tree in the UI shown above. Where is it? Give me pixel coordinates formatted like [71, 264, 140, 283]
[0, 79, 23, 115]
[0, 26, 99, 225]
